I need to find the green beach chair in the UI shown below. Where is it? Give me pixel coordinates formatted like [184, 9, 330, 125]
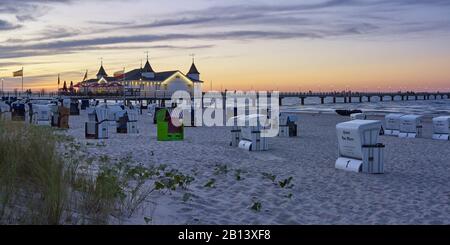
[156, 108, 184, 141]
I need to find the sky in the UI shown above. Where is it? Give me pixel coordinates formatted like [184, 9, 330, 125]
[0, 0, 450, 92]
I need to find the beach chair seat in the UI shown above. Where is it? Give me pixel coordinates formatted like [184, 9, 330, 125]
[81, 100, 90, 110]
[156, 108, 184, 141]
[126, 110, 139, 134]
[279, 113, 300, 137]
[85, 108, 109, 139]
[32, 104, 52, 126]
[70, 100, 81, 115]
[0, 102, 11, 121]
[384, 113, 404, 136]
[432, 116, 450, 140]
[398, 115, 423, 138]
[11, 102, 27, 122]
[336, 120, 385, 174]
[231, 114, 269, 151]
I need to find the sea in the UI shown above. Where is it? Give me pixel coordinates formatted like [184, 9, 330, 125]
[280, 97, 450, 117]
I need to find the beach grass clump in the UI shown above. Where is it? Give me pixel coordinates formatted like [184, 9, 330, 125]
[0, 121, 67, 224]
[0, 121, 195, 224]
[75, 159, 195, 223]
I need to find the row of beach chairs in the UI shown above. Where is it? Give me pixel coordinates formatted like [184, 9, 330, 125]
[85, 104, 139, 139]
[0, 98, 76, 128]
[384, 113, 450, 140]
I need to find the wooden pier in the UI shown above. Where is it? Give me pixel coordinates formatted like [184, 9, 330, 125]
[2, 91, 450, 106]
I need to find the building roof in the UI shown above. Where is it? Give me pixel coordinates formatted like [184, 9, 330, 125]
[123, 69, 181, 82]
[188, 62, 200, 74]
[81, 63, 203, 83]
[96, 65, 108, 78]
[142, 60, 154, 73]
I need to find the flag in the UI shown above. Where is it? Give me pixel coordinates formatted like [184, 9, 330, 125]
[82, 70, 88, 81]
[13, 69, 23, 77]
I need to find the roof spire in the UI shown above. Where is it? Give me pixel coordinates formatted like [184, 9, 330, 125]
[188, 54, 200, 75]
[96, 57, 108, 78]
[142, 52, 155, 73]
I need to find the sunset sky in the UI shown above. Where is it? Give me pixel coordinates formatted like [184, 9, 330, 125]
[1, 0, 450, 92]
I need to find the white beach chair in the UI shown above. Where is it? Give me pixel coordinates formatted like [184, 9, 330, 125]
[336, 120, 385, 174]
[233, 114, 269, 151]
[126, 109, 139, 134]
[398, 115, 423, 138]
[384, 113, 404, 136]
[147, 103, 157, 118]
[432, 116, 450, 140]
[85, 108, 109, 139]
[279, 113, 300, 137]
[350, 113, 367, 120]
[0, 102, 11, 121]
[32, 104, 52, 126]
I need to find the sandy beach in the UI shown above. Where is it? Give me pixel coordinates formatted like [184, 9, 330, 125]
[61, 110, 450, 225]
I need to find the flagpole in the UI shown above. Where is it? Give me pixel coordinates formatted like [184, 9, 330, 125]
[21, 67, 24, 95]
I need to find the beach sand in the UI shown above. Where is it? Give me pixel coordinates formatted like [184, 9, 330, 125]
[64, 110, 450, 225]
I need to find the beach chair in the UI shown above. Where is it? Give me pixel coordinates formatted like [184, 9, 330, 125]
[70, 100, 81, 115]
[81, 100, 90, 110]
[384, 113, 404, 136]
[58, 106, 70, 129]
[279, 113, 300, 137]
[85, 108, 109, 139]
[336, 120, 385, 174]
[156, 108, 184, 141]
[432, 116, 450, 140]
[234, 114, 269, 151]
[11, 102, 27, 122]
[153, 107, 166, 124]
[147, 104, 157, 118]
[398, 115, 423, 138]
[116, 113, 128, 133]
[32, 104, 52, 126]
[0, 102, 11, 121]
[350, 113, 367, 120]
[126, 110, 139, 134]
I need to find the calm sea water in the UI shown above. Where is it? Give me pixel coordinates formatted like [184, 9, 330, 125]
[281, 97, 450, 116]
[104, 96, 450, 117]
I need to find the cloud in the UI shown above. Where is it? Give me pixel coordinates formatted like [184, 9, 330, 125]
[0, 19, 21, 30]
[1, 0, 450, 60]
[6, 26, 81, 43]
[88, 20, 135, 26]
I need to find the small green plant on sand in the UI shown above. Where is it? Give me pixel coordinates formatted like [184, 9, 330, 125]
[144, 216, 152, 224]
[214, 164, 229, 175]
[279, 177, 294, 189]
[262, 172, 276, 183]
[235, 169, 245, 181]
[204, 179, 216, 188]
[251, 201, 262, 212]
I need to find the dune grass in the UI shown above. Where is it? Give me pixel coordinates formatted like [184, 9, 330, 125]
[0, 120, 195, 224]
[0, 121, 66, 224]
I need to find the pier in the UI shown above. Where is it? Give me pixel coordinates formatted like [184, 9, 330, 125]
[1, 91, 449, 106]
